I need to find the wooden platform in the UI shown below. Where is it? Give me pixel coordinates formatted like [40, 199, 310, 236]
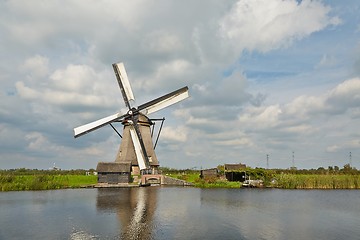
[94, 183, 140, 188]
[93, 175, 193, 188]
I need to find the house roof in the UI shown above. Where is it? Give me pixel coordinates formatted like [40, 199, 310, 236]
[96, 162, 132, 173]
[201, 168, 218, 172]
[224, 163, 246, 171]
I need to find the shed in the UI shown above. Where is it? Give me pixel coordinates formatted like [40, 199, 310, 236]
[224, 163, 246, 171]
[96, 162, 132, 184]
[200, 168, 219, 179]
[224, 163, 246, 182]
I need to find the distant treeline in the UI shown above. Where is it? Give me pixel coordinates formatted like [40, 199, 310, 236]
[159, 167, 201, 174]
[160, 164, 360, 175]
[272, 164, 360, 175]
[2, 165, 358, 176]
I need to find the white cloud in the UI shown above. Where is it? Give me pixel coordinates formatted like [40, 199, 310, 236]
[219, 0, 340, 53]
[282, 77, 360, 118]
[193, 83, 208, 94]
[15, 62, 123, 114]
[282, 124, 314, 135]
[20, 55, 49, 79]
[161, 126, 188, 142]
[25, 132, 49, 151]
[3, 0, 147, 45]
[233, 77, 360, 160]
[2, 0, 359, 170]
[327, 140, 360, 153]
[326, 144, 340, 153]
[141, 30, 183, 54]
[50, 64, 98, 92]
[238, 105, 282, 129]
[214, 138, 253, 147]
[15, 81, 114, 110]
[186, 117, 209, 125]
[284, 95, 324, 119]
[327, 77, 360, 110]
[15, 81, 38, 99]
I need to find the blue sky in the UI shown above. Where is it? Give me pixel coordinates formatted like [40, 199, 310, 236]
[1, 0, 359, 170]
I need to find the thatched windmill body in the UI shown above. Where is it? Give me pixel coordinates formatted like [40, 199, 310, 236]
[115, 113, 160, 175]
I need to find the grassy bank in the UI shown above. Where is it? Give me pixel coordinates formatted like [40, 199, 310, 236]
[0, 175, 97, 191]
[274, 174, 360, 189]
[167, 173, 241, 188]
[166, 171, 360, 189]
[2, 167, 360, 191]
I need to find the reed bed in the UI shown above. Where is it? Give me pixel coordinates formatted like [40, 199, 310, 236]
[194, 179, 241, 188]
[0, 175, 97, 191]
[274, 174, 360, 189]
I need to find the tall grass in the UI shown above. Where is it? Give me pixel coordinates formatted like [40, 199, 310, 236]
[170, 172, 360, 189]
[194, 179, 241, 188]
[0, 175, 97, 191]
[274, 174, 360, 189]
[168, 173, 240, 188]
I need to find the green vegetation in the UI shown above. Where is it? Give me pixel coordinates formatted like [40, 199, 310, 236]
[0, 169, 97, 191]
[0, 168, 93, 176]
[165, 172, 241, 188]
[269, 164, 360, 189]
[194, 178, 241, 188]
[274, 174, 360, 189]
[160, 165, 360, 189]
[1, 165, 359, 191]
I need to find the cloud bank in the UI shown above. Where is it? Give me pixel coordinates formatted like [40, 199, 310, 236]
[0, 0, 359, 169]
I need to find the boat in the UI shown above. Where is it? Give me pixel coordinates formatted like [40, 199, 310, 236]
[242, 179, 263, 188]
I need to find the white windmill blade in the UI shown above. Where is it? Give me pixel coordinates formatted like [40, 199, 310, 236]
[112, 62, 135, 109]
[74, 112, 125, 138]
[128, 125, 148, 170]
[138, 86, 189, 115]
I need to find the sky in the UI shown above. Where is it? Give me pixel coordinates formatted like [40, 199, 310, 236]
[1, 0, 360, 170]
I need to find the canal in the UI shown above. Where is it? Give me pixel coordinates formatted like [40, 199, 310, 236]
[0, 187, 359, 239]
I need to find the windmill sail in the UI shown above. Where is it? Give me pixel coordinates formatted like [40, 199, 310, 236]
[129, 125, 148, 170]
[113, 62, 135, 109]
[74, 112, 125, 138]
[138, 86, 189, 115]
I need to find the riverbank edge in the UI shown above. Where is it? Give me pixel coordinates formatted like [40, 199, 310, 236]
[1, 173, 360, 191]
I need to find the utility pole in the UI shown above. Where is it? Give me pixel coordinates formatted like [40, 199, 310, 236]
[266, 154, 269, 169]
[292, 151, 295, 169]
[349, 152, 352, 168]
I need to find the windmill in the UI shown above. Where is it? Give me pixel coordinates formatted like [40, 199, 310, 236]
[74, 62, 189, 182]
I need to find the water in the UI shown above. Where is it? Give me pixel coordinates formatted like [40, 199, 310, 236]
[0, 188, 359, 239]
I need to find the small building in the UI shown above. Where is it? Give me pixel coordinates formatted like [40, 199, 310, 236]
[225, 163, 246, 171]
[225, 163, 246, 182]
[200, 168, 219, 179]
[96, 162, 132, 184]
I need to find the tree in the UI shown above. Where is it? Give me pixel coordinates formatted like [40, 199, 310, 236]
[342, 164, 351, 172]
